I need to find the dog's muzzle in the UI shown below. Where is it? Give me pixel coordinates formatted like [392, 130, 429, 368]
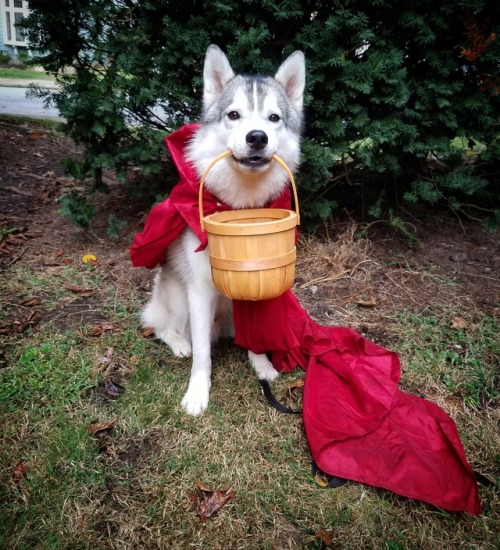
[232, 130, 272, 170]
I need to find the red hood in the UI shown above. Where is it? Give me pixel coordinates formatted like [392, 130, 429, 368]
[129, 123, 292, 268]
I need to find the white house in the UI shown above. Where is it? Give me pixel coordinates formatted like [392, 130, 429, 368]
[0, 0, 31, 60]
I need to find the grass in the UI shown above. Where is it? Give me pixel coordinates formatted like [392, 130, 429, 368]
[0, 114, 64, 131]
[1, 250, 499, 549]
[450, 136, 487, 154]
[0, 67, 54, 80]
[394, 310, 499, 408]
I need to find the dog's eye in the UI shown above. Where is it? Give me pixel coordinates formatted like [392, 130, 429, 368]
[269, 114, 281, 123]
[227, 111, 240, 121]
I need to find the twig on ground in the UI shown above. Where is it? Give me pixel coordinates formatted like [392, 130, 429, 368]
[9, 247, 27, 265]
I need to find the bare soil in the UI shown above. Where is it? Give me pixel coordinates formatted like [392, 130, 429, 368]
[1, 117, 499, 338]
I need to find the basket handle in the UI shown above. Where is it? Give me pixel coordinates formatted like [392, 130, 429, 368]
[271, 153, 300, 226]
[198, 150, 300, 230]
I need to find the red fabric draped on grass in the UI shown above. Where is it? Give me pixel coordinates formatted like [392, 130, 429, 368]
[130, 124, 481, 515]
[233, 293, 481, 514]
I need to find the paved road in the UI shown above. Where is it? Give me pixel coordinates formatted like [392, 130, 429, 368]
[0, 77, 167, 124]
[0, 79, 62, 120]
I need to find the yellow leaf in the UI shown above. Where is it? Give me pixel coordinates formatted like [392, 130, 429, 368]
[313, 473, 330, 488]
[82, 253, 97, 265]
[356, 296, 377, 308]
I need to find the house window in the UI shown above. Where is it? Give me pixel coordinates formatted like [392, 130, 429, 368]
[1, 0, 29, 47]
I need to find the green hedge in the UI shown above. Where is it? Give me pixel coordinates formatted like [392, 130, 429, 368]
[23, 0, 500, 226]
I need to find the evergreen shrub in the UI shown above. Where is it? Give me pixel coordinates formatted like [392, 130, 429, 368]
[22, 0, 500, 226]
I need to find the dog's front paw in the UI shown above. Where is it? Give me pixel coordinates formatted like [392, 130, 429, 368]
[181, 378, 210, 416]
[170, 339, 192, 358]
[248, 351, 279, 382]
[162, 333, 192, 358]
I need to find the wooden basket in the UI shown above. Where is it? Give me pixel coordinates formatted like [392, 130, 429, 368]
[199, 151, 300, 301]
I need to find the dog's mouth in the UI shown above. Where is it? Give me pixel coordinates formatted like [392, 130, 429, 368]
[231, 154, 272, 171]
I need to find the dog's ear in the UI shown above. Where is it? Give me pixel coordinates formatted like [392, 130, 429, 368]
[203, 45, 235, 108]
[274, 51, 306, 112]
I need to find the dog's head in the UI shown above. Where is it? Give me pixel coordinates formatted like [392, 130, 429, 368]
[188, 45, 305, 208]
[201, 45, 305, 173]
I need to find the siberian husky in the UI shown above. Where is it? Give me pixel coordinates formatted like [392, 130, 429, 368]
[142, 45, 305, 415]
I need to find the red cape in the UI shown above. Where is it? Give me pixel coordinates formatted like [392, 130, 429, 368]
[130, 123, 291, 268]
[130, 125, 481, 515]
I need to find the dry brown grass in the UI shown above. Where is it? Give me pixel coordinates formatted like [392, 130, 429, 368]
[296, 222, 374, 290]
[1, 227, 499, 550]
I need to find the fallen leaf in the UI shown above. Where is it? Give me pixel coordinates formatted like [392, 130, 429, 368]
[20, 297, 41, 307]
[55, 248, 64, 258]
[19, 311, 40, 333]
[189, 483, 236, 521]
[88, 323, 119, 337]
[3, 233, 27, 247]
[104, 380, 124, 398]
[98, 347, 114, 365]
[12, 460, 30, 484]
[141, 327, 155, 338]
[313, 471, 331, 488]
[27, 130, 45, 140]
[287, 378, 305, 400]
[65, 284, 95, 297]
[450, 316, 469, 330]
[82, 253, 98, 265]
[356, 296, 377, 308]
[316, 529, 336, 549]
[0, 324, 12, 336]
[88, 418, 118, 436]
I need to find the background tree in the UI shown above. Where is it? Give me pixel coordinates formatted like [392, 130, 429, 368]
[23, 0, 500, 226]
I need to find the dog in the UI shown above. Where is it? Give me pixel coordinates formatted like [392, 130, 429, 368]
[142, 44, 305, 415]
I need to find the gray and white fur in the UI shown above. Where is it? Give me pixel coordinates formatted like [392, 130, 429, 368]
[142, 45, 306, 415]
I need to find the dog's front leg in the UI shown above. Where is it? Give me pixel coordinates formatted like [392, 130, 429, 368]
[180, 285, 217, 416]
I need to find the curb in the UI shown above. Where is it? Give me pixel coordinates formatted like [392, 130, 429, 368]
[0, 78, 59, 90]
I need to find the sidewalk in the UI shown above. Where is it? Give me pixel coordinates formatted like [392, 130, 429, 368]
[0, 78, 62, 119]
[0, 77, 59, 89]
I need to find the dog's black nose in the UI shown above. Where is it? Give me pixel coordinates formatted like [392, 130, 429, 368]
[246, 130, 268, 151]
